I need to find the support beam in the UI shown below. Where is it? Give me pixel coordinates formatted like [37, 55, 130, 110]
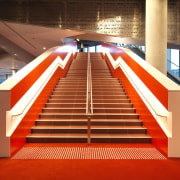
[146, 0, 167, 74]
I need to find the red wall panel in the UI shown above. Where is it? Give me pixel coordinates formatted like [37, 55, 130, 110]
[103, 48, 168, 156]
[10, 51, 75, 156]
[10, 53, 58, 109]
[10, 41, 77, 109]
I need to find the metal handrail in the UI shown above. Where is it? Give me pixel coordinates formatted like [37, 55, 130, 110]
[121, 65, 168, 121]
[86, 52, 93, 145]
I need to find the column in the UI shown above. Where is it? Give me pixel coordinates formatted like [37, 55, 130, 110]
[87, 47, 90, 52]
[95, 46, 98, 52]
[6, 74, 10, 80]
[79, 41, 84, 52]
[146, 0, 167, 74]
[179, 50, 180, 78]
[12, 69, 17, 75]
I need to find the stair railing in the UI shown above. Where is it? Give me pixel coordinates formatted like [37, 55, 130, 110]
[86, 51, 93, 145]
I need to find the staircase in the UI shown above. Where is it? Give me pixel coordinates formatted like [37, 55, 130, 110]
[26, 52, 152, 144]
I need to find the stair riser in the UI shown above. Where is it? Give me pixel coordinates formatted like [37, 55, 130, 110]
[31, 129, 88, 134]
[93, 99, 131, 103]
[91, 129, 147, 134]
[59, 79, 87, 82]
[91, 121, 143, 126]
[92, 92, 126, 95]
[53, 88, 86, 92]
[92, 76, 112, 78]
[47, 99, 86, 103]
[52, 91, 86, 95]
[53, 89, 126, 93]
[65, 76, 87, 78]
[92, 85, 124, 88]
[92, 89, 125, 92]
[49, 95, 86, 99]
[91, 138, 152, 143]
[92, 80, 119, 83]
[55, 85, 86, 88]
[92, 114, 139, 119]
[39, 114, 139, 119]
[45, 104, 86, 108]
[35, 121, 88, 126]
[93, 104, 133, 108]
[93, 109, 136, 113]
[26, 138, 87, 143]
[42, 109, 86, 113]
[93, 95, 129, 99]
[92, 82, 120, 85]
[56, 82, 86, 86]
[39, 114, 87, 119]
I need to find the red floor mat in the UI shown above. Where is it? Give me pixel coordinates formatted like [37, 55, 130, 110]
[11, 143, 166, 160]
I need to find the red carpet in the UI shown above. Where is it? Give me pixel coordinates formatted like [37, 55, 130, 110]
[0, 144, 180, 180]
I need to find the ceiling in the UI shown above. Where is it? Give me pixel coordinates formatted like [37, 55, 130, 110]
[0, 21, 146, 76]
[0, 20, 180, 78]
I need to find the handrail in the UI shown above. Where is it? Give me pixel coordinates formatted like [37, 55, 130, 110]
[6, 49, 76, 137]
[119, 59, 168, 121]
[8, 56, 62, 131]
[86, 52, 93, 145]
[104, 50, 168, 120]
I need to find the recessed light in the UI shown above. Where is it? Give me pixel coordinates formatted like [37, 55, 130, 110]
[43, 47, 46, 50]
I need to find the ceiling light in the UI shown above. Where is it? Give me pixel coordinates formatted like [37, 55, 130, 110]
[43, 47, 46, 50]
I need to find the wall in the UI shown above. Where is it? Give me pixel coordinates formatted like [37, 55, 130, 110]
[102, 42, 169, 156]
[0, 42, 76, 157]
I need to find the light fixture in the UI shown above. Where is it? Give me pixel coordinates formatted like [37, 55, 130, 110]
[43, 47, 46, 50]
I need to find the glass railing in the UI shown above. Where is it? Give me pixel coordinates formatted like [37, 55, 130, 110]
[167, 59, 179, 77]
[167, 59, 180, 84]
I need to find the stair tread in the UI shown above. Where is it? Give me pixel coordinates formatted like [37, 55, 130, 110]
[93, 108, 135, 110]
[32, 125, 146, 129]
[36, 119, 88, 121]
[40, 113, 138, 115]
[43, 107, 86, 110]
[27, 133, 151, 138]
[32, 126, 88, 129]
[91, 134, 151, 138]
[91, 119, 142, 122]
[27, 134, 87, 138]
[43, 107, 134, 110]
